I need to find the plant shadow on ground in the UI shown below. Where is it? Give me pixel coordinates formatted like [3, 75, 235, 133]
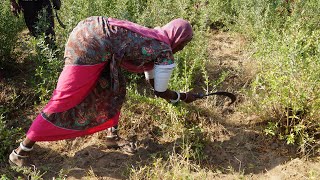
[0, 52, 42, 129]
[193, 115, 299, 175]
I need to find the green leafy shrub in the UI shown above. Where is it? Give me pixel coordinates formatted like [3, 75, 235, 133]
[232, 0, 320, 153]
[31, 37, 63, 102]
[0, 1, 24, 59]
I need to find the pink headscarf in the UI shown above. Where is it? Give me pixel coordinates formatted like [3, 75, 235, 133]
[156, 18, 193, 50]
[108, 17, 193, 50]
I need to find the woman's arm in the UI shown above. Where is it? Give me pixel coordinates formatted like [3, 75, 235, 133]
[145, 50, 196, 103]
[147, 79, 185, 99]
[146, 78, 196, 103]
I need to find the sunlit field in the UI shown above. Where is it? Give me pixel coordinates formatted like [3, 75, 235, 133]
[1, 0, 320, 179]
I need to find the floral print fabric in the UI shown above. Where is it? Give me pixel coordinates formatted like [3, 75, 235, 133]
[45, 16, 174, 130]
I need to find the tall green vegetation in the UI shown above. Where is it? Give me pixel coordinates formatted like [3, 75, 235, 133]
[223, 0, 320, 154]
[0, 1, 24, 163]
[0, 2, 24, 59]
[201, 0, 320, 154]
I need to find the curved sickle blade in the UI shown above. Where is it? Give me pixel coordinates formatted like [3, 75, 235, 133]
[195, 91, 236, 105]
[55, 10, 66, 29]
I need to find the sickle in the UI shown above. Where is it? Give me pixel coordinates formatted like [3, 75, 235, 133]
[193, 91, 236, 105]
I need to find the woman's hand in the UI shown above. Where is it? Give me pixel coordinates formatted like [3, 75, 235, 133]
[181, 92, 198, 103]
[153, 89, 198, 104]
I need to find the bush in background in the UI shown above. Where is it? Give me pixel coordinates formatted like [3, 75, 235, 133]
[0, 1, 24, 59]
[223, 0, 320, 154]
